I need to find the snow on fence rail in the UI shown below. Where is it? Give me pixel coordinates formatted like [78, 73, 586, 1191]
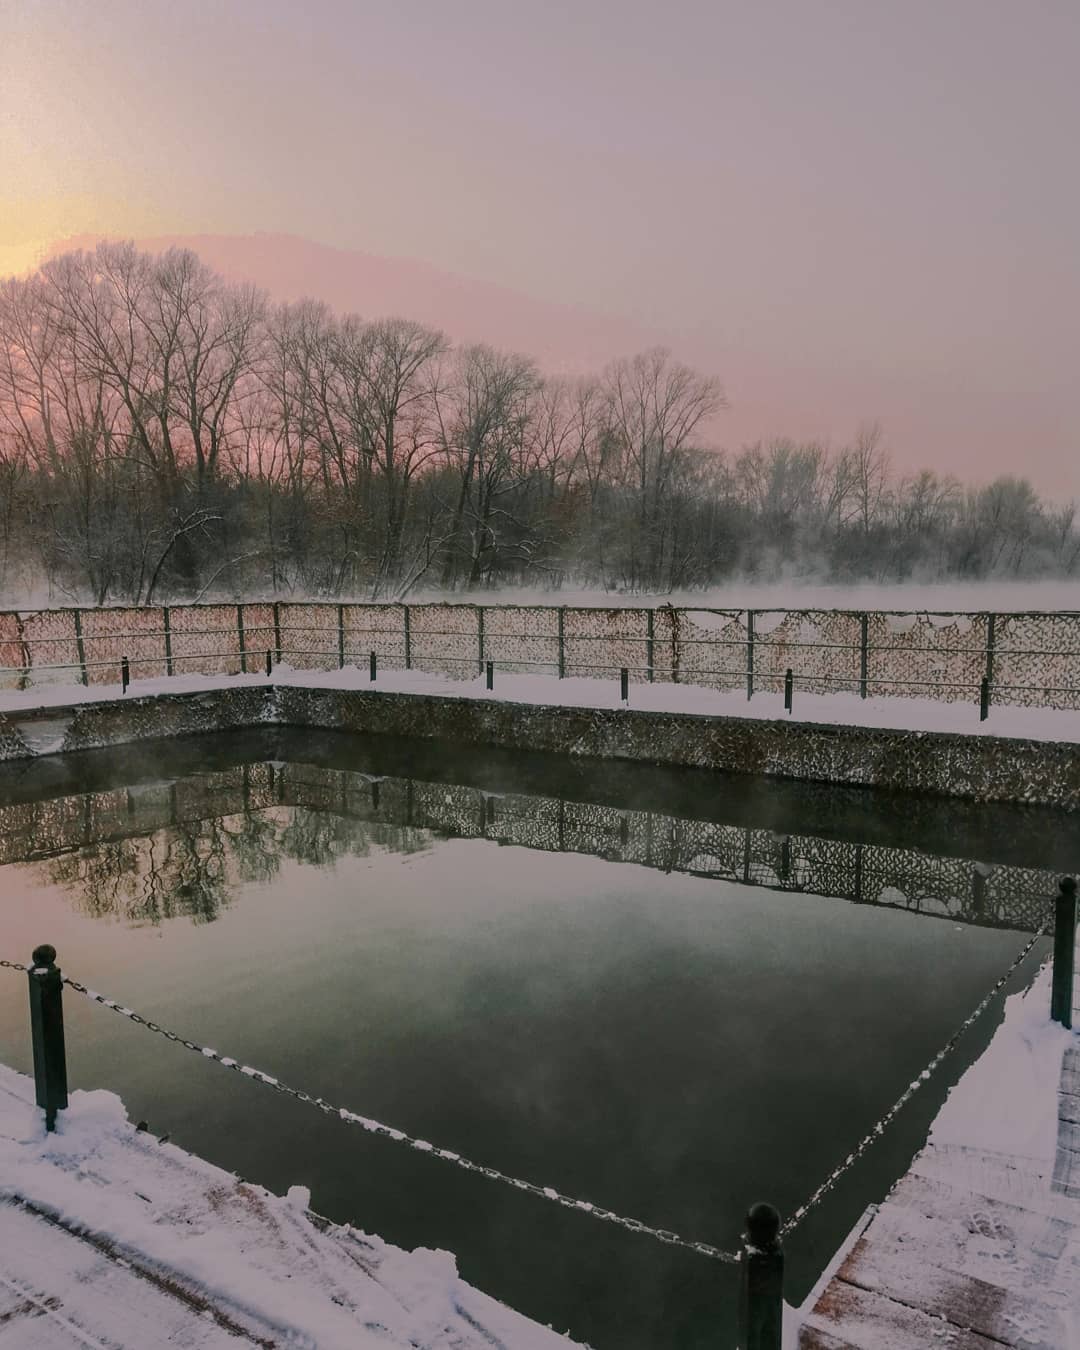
[1, 601, 1078, 711]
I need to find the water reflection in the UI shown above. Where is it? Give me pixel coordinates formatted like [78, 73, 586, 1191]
[32, 806, 433, 925]
[0, 736, 1062, 1348]
[0, 754, 1062, 931]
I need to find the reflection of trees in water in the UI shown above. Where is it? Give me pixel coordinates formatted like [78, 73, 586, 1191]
[35, 807, 433, 926]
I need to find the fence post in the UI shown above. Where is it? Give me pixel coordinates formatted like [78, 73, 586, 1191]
[557, 606, 566, 679]
[28, 945, 68, 1132]
[485, 660, 494, 691]
[784, 668, 793, 713]
[478, 604, 486, 674]
[984, 612, 996, 708]
[738, 1202, 783, 1350]
[265, 649, 272, 678]
[979, 676, 990, 722]
[1051, 877, 1077, 1029]
[163, 605, 174, 677]
[272, 602, 282, 664]
[646, 608, 655, 683]
[121, 655, 130, 694]
[746, 610, 756, 701]
[237, 604, 247, 674]
[369, 650, 377, 682]
[337, 604, 346, 669]
[72, 608, 88, 687]
[404, 605, 412, 670]
[859, 613, 869, 699]
[620, 667, 629, 703]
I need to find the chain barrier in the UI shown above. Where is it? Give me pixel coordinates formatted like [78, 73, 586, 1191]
[779, 921, 1049, 1236]
[1, 922, 1050, 1257]
[54, 974, 741, 1264]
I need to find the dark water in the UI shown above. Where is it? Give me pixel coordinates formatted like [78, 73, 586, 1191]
[0, 730, 1065, 1348]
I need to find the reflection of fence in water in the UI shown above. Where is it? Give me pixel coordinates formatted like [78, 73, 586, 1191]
[0, 762, 1059, 932]
[1, 602, 1078, 709]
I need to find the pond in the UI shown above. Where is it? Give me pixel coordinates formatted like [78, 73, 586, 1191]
[0, 729, 1063, 1348]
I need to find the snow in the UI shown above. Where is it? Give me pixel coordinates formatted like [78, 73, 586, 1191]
[928, 961, 1072, 1167]
[1, 662, 1077, 744]
[797, 959, 1080, 1344]
[402, 580, 1080, 614]
[0, 1062, 580, 1349]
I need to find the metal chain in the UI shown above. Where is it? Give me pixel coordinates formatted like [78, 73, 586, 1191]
[1, 928, 1049, 1257]
[779, 921, 1049, 1236]
[53, 976, 740, 1264]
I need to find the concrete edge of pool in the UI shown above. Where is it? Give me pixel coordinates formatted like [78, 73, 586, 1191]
[0, 681, 1077, 810]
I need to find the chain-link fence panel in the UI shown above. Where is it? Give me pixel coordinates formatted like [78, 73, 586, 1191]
[865, 612, 988, 703]
[410, 603, 478, 679]
[166, 603, 243, 676]
[668, 609, 745, 689]
[82, 606, 168, 684]
[343, 604, 407, 672]
[751, 609, 862, 697]
[0, 611, 27, 690]
[483, 604, 560, 676]
[19, 610, 80, 688]
[563, 606, 648, 683]
[994, 613, 1080, 711]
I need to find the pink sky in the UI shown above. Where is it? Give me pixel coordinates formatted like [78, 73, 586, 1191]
[3, 0, 1078, 494]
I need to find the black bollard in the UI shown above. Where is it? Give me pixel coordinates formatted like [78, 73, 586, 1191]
[620, 667, 629, 702]
[121, 655, 130, 694]
[1051, 877, 1077, 1029]
[980, 676, 990, 722]
[784, 669, 793, 714]
[265, 649, 272, 678]
[486, 660, 494, 691]
[28, 945, 68, 1132]
[739, 1202, 783, 1350]
[369, 650, 377, 682]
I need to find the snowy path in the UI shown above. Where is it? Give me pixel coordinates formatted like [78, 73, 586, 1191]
[0, 1066, 578, 1350]
[1, 663, 1079, 744]
[798, 964, 1080, 1348]
[0, 1197, 253, 1348]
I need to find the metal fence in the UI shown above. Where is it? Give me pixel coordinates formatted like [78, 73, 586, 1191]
[1, 601, 1078, 711]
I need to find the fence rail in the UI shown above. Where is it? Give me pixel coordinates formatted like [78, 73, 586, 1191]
[1, 602, 1079, 714]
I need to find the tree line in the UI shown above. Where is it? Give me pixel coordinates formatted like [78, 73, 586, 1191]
[1, 242, 1076, 607]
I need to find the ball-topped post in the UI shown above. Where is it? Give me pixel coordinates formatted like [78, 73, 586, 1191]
[739, 1201, 783, 1349]
[28, 944, 68, 1132]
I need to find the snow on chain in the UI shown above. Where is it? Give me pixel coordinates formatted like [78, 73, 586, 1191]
[778, 921, 1048, 1235]
[6, 963, 741, 1264]
[1, 926, 1047, 1253]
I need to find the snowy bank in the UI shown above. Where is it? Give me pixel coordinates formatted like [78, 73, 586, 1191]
[1, 662, 1078, 745]
[0, 1063, 579, 1349]
[799, 960, 1080, 1346]
[929, 961, 1074, 1168]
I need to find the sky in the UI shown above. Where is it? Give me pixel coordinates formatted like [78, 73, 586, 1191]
[2, 0, 1078, 494]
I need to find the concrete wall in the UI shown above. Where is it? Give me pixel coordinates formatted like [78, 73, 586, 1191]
[0, 683, 1076, 811]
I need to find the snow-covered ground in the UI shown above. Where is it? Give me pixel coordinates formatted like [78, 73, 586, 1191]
[798, 959, 1080, 1345]
[5, 581, 1079, 617]
[0, 662, 1077, 744]
[928, 961, 1074, 1167]
[0, 1062, 579, 1349]
[405, 580, 1080, 613]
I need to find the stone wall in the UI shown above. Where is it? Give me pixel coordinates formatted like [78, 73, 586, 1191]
[0, 683, 1076, 811]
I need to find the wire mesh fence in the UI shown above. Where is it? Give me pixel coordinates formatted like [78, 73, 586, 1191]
[0, 601, 1078, 712]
